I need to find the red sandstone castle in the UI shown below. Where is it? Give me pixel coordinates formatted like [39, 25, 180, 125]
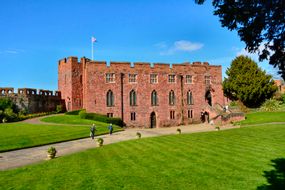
[58, 56, 226, 128]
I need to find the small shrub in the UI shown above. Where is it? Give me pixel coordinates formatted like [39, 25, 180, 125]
[79, 110, 87, 118]
[237, 101, 249, 113]
[4, 108, 17, 122]
[2, 118, 7, 123]
[136, 132, 141, 139]
[96, 138, 104, 147]
[230, 101, 237, 107]
[177, 128, 181, 134]
[260, 99, 281, 112]
[47, 147, 57, 159]
[56, 105, 63, 113]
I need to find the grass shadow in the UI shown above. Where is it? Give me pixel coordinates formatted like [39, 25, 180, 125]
[257, 158, 285, 190]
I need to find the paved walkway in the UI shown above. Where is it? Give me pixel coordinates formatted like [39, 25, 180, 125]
[0, 123, 238, 171]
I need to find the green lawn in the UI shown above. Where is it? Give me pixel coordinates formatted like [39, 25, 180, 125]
[0, 123, 122, 152]
[1, 124, 285, 190]
[41, 115, 106, 125]
[239, 111, 285, 126]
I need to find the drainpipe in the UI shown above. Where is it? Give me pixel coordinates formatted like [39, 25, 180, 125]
[120, 73, 124, 126]
[180, 75, 184, 124]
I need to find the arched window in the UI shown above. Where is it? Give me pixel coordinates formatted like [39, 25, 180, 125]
[187, 90, 193, 105]
[130, 90, 136, 106]
[169, 90, 175, 105]
[151, 90, 158, 106]
[106, 90, 114, 107]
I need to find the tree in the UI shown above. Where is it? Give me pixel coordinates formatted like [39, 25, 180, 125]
[223, 55, 277, 107]
[195, 0, 285, 80]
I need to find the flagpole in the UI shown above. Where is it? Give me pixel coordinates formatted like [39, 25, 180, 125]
[91, 37, 94, 60]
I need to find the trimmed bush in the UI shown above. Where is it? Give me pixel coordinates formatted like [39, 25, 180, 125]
[65, 110, 82, 115]
[56, 105, 63, 113]
[79, 110, 123, 126]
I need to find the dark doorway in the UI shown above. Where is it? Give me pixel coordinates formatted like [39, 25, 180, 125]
[205, 90, 212, 106]
[150, 112, 156, 128]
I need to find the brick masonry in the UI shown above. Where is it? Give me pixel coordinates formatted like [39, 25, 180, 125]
[58, 57, 226, 128]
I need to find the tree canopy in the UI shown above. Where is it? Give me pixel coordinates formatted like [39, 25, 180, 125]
[196, 0, 285, 79]
[223, 55, 277, 107]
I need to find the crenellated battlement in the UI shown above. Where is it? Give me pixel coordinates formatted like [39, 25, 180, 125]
[0, 87, 61, 97]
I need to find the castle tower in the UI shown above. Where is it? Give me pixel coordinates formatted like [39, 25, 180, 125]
[58, 57, 83, 111]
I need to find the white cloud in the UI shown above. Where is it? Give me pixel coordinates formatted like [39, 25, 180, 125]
[156, 40, 204, 55]
[174, 40, 204, 52]
[0, 49, 25, 54]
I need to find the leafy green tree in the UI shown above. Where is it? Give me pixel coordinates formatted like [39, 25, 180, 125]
[223, 55, 277, 107]
[195, 0, 285, 80]
[0, 98, 18, 122]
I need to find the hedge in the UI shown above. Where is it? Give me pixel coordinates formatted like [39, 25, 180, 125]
[79, 110, 124, 126]
[65, 110, 82, 115]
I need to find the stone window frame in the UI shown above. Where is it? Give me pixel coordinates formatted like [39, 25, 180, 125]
[106, 90, 114, 107]
[187, 90, 194, 105]
[130, 90, 137, 106]
[150, 74, 158, 84]
[185, 75, 193, 84]
[131, 112, 136, 121]
[106, 73, 115, 83]
[205, 75, 211, 85]
[151, 90, 158, 106]
[107, 113, 113, 118]
[170, 110, 175, 119]
[168, 74, 176, 83]
[129, 74, 137, 83]
[169, 90, 175, 106]
[187, 109, 193, 118]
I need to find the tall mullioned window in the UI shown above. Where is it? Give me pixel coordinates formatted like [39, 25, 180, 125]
[168, 74, 175, 83]
[106, 90, 114, 107]
[130, 90, 137, 106]
[205, 76, 211, 85]
[187, 90, 193, 105]
[150, 74, 158, 84]
[169, 90, 175, 105]
[151, 90, 158, 106]
[186, 75, 193, 84]
[129, 74, 137, 83]
[106, 73, 115, 83]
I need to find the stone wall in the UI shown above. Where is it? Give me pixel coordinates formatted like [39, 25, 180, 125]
[0, 87, 63, 113]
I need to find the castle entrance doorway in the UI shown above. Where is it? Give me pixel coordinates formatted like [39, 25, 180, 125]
[205, 90, 212, 106]
[150, 112, 156, 128]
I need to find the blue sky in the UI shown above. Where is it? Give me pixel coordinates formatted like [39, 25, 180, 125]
[0, 0, 279, 91]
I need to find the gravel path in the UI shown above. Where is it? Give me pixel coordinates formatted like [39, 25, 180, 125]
[0, 123, 238, 171]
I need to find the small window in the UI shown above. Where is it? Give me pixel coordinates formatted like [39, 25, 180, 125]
[188, 110, 193, 118]
[205, 76, 211, 85]
[168, 75, 175, 83]
[107, 113, 113, 118]
[170, 110, 175, 119]
[169, 90, 175, 105]
[187, 91, 193, 105]
[131, 112, 136, 121]
[106, 90, 114, 107]
[186, 75, 192, 84]
[130, 90, 137, 106]
[150, 74, 158, 84]
[106, 73, 115, 83]
[151, 90, 158, 106]
[129, 74, 137, 83]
